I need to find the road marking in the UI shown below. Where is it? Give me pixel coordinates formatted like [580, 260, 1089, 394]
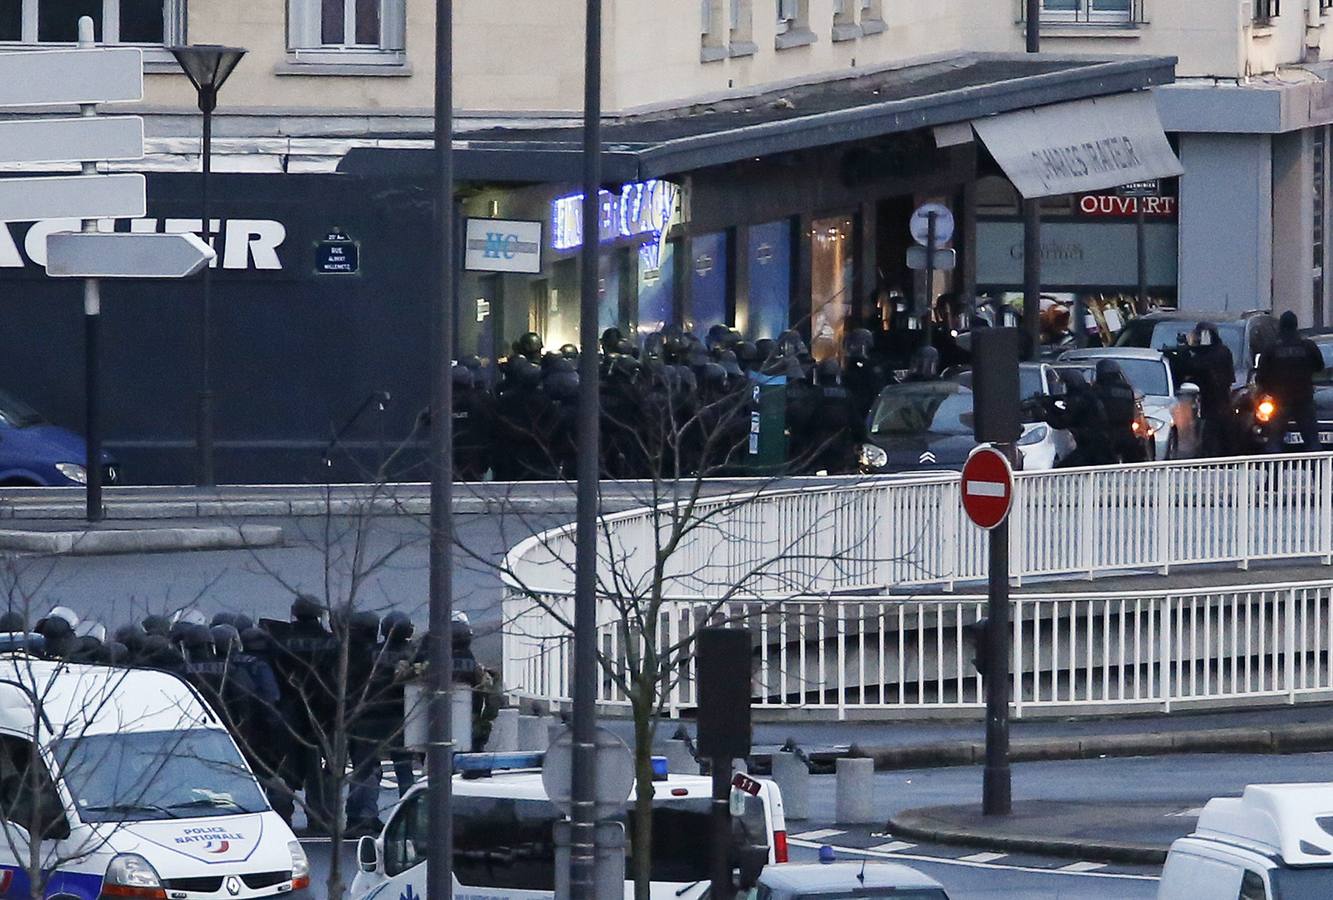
[958, 851, 1007, 863]
[792, 829, 847, 841]
[1059, 862, 1107, 873]
[868, 841, 916, 853]
[787, 839, 1158, 882]
[965, 481, 1007, 498]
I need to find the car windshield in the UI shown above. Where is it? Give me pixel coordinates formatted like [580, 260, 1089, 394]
[1120, 320, 1247, 369]
[1271, 865, 1333, 899]
[1090, 357, 1170, 397]
[869, 384, 972, 437]
[793, 892, 948, 900]
[1316, 342, 1333, 384]
[0, 390, 43, 428]
[56, 729, 267, 823]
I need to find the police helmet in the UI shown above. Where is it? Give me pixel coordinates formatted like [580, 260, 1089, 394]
[233, 614, 254, 632]
[211, 612, 239, 629]
[183, 623, 212, 650]
[48, 606, 79, 631]
[1095, 359, 1123, 382]
[291, 594, 324, 622]
[559, 343, 579, 360]
[174, 608, 208, 628]
[600, 327, 624, 355]
[240, 627, 272, 655]
[211, 624, 240, 655]
[718, 350, 743, 379]
[142, 614, 171, 638]
[0, 611, 24, 633]
[515, 331, 544, 359]
[381, 611, 414, 641]
[453, 365, 473, 390]
[349, 611, 380, 641]
[817, 358, 842, 384]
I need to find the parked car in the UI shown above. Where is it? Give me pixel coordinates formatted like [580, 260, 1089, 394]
[1059, 347, 1202, 460]
[0, 389, 119, 486]
[1159, 783, 1333, 899]
[1115, 309, 1278, 390]
[856, 363, 1075, 474]
[758, 860, 950, 900]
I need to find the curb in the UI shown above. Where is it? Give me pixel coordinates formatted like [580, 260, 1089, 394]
[847, 721, 1333, 771]
[886, 807, 1168, 865]
[0, 525, 285, 556]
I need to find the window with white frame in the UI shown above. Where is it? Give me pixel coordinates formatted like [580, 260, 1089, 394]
[288, 0, 406, 63]
[1039, 0, 1135, 24]
[776, 0, 813, 43]
[776, 0, 799, 33]
[0, 0, 184, 45]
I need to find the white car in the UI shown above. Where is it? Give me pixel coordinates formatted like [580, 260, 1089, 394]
[1059, 347, 1202, 460]
[351, 754, 789, 900]
[0, 655, 307, 900]
[758, 860, 949, 900]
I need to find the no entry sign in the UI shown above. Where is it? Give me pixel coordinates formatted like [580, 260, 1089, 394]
[961, 446, 1014, 530]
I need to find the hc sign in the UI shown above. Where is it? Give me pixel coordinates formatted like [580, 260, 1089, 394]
[464, 218, 543, 274]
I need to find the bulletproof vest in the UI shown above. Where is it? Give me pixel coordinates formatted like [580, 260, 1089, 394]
[1097, 382, 1137, 426]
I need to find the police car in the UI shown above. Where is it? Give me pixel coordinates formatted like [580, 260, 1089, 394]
[0, 655, 307, 899]
[351, 753, 789, 900]
[1158, 783, 1333, 899]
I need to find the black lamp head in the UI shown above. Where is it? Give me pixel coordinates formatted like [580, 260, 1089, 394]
[169, 44, 247, 111]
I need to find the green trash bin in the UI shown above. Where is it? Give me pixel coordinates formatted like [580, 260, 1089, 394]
[744, 375, 788, 474]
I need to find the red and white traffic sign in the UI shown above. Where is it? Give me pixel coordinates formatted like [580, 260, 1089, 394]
[961, 446, 1014, 530]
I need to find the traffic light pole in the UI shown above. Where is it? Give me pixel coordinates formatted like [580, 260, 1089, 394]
[983, 445, 1014, 817]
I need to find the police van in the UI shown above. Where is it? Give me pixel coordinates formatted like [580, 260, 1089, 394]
[0, 655, 308, 899]
[351, 753, 789, 900]
[1158, 784, 1333, 899]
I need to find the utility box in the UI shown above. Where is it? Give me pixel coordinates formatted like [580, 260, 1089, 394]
[745, 375, 788, 472]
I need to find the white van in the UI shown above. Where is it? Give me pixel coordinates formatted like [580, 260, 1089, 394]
[1158, 784, 1333, 900]
[351, 754, 788, 900]
[0, 656, 308, 899]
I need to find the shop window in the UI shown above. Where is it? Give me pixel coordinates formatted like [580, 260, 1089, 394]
[690, 232, 730, 337]
[638, 239, 679, 343]
[810, 215, 855, 362]
[1, 0, 184, 45]
[776, 0, 814, 47]
[745, 220, 792, 342]
[976, 176, 1020, 215]
[287, 0, 406, 67]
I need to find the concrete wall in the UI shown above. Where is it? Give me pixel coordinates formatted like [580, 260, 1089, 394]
[1273, 128, 1317, 321]
[1177, 132, 1273, 313]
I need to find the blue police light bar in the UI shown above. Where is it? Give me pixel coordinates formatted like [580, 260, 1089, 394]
[651, 756, 668, 780]
[452, 752, 545, 774]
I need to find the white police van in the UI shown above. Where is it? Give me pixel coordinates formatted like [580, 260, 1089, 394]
[0, 655, 308, 899]
[1158, 784, 1333, 899]
[351, 753, 789, 900]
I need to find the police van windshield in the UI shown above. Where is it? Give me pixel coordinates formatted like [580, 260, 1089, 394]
[57, 729, 268, 822]
[386, 790, 769, 888]
[1270, 865, 1333, 899]
[869, 384, 972, 437]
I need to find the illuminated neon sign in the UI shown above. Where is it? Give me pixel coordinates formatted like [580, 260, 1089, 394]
[550, 180, 680, 252]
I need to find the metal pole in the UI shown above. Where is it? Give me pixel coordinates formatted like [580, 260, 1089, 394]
[982, 449, 1012, 816]
[1136, 198, 1148, 314]
[923, 211, 937, 352]
[1021, 0, 1041, 360]
[426, 0, 456, 896]
[571, 0, 603, 894]
[78, 19, 102, 523]
[710, 760, 731, 900]
[197, 91, 216, 487]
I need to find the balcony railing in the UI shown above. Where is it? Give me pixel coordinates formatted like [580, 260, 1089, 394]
[1018, 0, 1146, 26]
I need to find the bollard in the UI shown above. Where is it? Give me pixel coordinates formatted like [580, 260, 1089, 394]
[662, 739, 697, 775]
[772, 751, 810, 821]
[488, 708, 519, 752]
[517, 714, 548, 751]
[834, 757, 875, 825]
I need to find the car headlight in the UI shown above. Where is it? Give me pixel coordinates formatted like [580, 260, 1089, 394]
[102, 853, 166, 899]
[858, 444, 888, 469]
[55, 462, 87, 485]
[290, 840, 311, 891]
[1256, 396, 1277, 424]
[1017, 424, 1049, 447]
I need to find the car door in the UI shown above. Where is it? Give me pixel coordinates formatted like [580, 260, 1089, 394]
[0, 733, 76, 899]
[368, 790, 427, 900]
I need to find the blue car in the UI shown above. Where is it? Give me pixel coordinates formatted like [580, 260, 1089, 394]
[0, 390, 119, 487]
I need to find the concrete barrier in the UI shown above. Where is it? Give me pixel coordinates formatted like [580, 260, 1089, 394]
[835, 757, 876, 825]
[771, 752, 810, 821]
[489, 708, 519, 752]
[518, 714, 551, 751]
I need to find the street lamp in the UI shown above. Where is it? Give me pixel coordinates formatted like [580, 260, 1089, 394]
[169, 44, 247, 488]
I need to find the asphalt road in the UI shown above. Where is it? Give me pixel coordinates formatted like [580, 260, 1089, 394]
[0, 512, 563, 667]
[297, 749, 1333, 899]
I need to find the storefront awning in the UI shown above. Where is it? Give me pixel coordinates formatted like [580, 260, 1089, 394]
[972, 91, 1182, 199]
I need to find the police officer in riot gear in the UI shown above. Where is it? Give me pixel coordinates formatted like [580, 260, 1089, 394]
[1042, 370, 1112, 467]
[238, 626, 293, 822]
[371, 611, 418, 797]
[345, 611, 384, 836]
[513, 331, 544, 363]
[1094, 359, 1146, 463]
[1174, 321, 1235, 456]
[1258, 311, 1326, 452]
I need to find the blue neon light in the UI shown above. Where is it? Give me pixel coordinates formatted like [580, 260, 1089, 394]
[551, 180, 679, 251]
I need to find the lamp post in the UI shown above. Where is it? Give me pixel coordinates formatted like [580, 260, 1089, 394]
[169, 44, 246, 487]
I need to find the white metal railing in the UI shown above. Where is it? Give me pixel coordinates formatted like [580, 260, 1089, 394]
[502, 580, 1333, 718]
[500, 453, 1333, 716]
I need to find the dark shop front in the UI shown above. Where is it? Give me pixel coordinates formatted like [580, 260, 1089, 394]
[0, 53, 1179, 486]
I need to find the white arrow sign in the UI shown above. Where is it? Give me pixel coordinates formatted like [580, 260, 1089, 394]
[0, 47, 143, 107]
[0, 174, 145, 223]
[0, 117, 143, 166]
[46, 232, 215, 279]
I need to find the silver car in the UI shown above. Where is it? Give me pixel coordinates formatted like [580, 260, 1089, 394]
[1059, 347, 1202, 460]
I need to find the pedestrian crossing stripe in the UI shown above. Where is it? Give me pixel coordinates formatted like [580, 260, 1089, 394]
[868, 841, 916, 853]
[1059, 862, 1107, 873]
[957, 852, 1006, 863]
[791, 829, 847, 841]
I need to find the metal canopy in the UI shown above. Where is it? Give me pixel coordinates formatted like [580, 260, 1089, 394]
[340, 52, 1178, 184]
